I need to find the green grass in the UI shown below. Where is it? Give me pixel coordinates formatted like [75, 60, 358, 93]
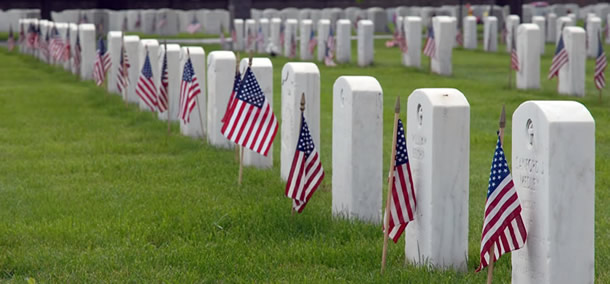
[0, 37, 608, 282]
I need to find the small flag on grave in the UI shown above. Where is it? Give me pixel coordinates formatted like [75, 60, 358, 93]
[511, 29, 519, 71]
[7, 25, 15, 51]
[136, 49, 158, 111]
[256, 26, 264, 50]
[307, 29, 317, 54]
[423, 25, 436, 58]
[289, 35, 297, 58]
[595, 32, 607, 90]
[156, 13, 167, 30]
[93, 37, 111, 86]
[158, 48, 169, 112]
[178, 57, 202, 123]
[324, 28, 336, 66]
[476, 133, 527, 272]
[116, 42, 130, 94]
[221, 66, 278, 156]
[187, 16, 202, 34]
[40, 26, 50, 60]
[383, 119, 416, 242]
[548, 33, 568, 80]
[61, 28, 71, 62]
[49, 26, 64, 61]
[456, 28, 463, 47]
[285, 112, 325, 213]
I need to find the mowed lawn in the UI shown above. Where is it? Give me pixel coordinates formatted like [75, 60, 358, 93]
[0, 38, 609, 282]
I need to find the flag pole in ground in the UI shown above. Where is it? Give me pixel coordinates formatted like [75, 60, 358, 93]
[165, 40, 171, 134]
[486, 104, 506, 284]
[186, 48, 206, 143]
[381, 96, 401, 275]
[238, 52, 254, 185]
[234, 52, 241, 162]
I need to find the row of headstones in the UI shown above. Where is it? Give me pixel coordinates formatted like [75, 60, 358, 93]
[49, 9, 231, 36]
[17, 17, 596, 283]
[0, 9, 40, 32]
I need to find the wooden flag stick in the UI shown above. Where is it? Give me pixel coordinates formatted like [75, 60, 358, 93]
[187, 48, 206, 143]
[487, 104, 506, 284]
[381, 96, 401, 275]
[165, 40, 171, 135]
[238, 52, 254, 185]
[234, 52, 241, 162]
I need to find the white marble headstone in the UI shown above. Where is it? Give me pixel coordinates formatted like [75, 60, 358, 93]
[555, 16, 573, 43]
[516, 24, 540, 90]
[431, 16, 455, 76]
[107, 31, 123, 95]
[233, 19, 244, 51]
[558, 27, 585, 97]
[137, 39, 160, 112]
[284, 19, 298, 57]
[258, 18, 270, 54]
[179, 46, 206, 139]
[546, 13, 557, 43]
[357, 19, 374, 66]
[403, 16, 421, 68]
[336, 19, 351, 63]
[78, 23, 96, 80]
[245, 19, 257, 52]
[123, 35, 140, 104]
[585, 16, 601, 58]
[317, 19, 330, 62]
[463, 16, 477, 49]
[239, 57, 274, 169]
[405, 88, 470, 272]
[157, 43, 181, 121]
[332, 76, 383, 223]
[484, 16, 498, 52]
[299, 19, 314, 60]
[511, 101, 595, 284]
[206, 51, 236, 148]
[532, 16, 545, 55]
[506, 15, 520, 53]
[280, 62, 320, 181]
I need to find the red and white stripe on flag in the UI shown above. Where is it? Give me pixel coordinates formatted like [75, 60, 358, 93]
[221, 67, 278, 156]
[476, 135, 527, 272]
[135, 52, 158, 111]
[116, 48, 130, 94]
[511, 47, 520, 71]
[157, 51, 169, 112]
[93, 52, 111, 86]
[595, 35, 607, 90]
[548, 35, 569, 80]
[384, 119, 416, 242]
[179, 57, 202, 123]
[285, 114, 324, 213]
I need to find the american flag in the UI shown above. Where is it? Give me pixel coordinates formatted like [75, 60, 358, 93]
[285, 113, 325, 213]
[116, 42, 130, 94]
[220, 31, 228, 49]
[384, 119, 416, 242]
[221, 70, 241, 125]
[398, 29, 408, 53]
[221, 67, 278, 156]
[456, 28, 463, 47]
[156, 13, 167, 30]
[7, 25, 15, 51]
[187, 16, 202, 34]
[289, 35, 297, 58]
[79, 13, 89, 24]
[136, 50, 158, 111]
[158, 48, 169, 112]
[93, 37, 111, 86]
[256, 26, 265, 50]
[49, 26, 64, 61]
[247, 29, 255, 51]
[423, 25, 436, 58]
[324, 28, 336, 66]
[476, 133, 527, 272]
[595, 32, 607, 90]
[307, 29, 317, 54]
[178, 57, 202, 123]
[135, 13, 142, 29]
[548, 33, 568, 80]
[511, 29, 519, 71]
[26, 24, 36, 48]
[73, 29, 82, 74]
[40, 27, 50, 60]
[61, 28, 71, 63]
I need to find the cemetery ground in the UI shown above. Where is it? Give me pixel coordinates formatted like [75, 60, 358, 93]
[0, 39, 609, 282]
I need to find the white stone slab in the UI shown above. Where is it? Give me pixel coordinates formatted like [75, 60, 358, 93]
[516, 24, 540, 90]
[108, 10, 125, 32]
[234, 19, 244, 51]
[310, 9, 322, 31]
[157, 43, 181, 121]
[280, 62, 320, 181]
[245, 19, 257, 52]
[269, 18, 282, 54]
[555, 16, 573, 43]
[405, 88, 470, 272]
[39, 20, 49, 62]
[336, 19, 351, 63]
[558, 27, 585, 97]
[126, 10, 141, 32]
[357, 20, 374, 66]
[506, 15, 520, 52]
[156, 9, 179, 36]
[332, 76, 383, 223]
[403, 16, 421, 68]
[124, 35, 140, 104]
[78, 24, 96, 80]
[299, 19, 314, 60]
[239, 57, 274, 169]
[262, 9, 280, 20]
[137, 39, 160, 112]
[532, 16, 545, 55]
[55, 23, 70, 70]
[367, 7, 386, 33]
[546, 13, 557, 43]
[284, 19, 298, 57]
[179, 47, 206, 138]
[585, 17, 601, 58]
[484, 16, 498, 52]
[107, 31, 123, 95]
[258, 18, 270, 53]
[141, 9, 156, 34]
[206, 51, 236, 148]
[431, 16, 455, 76]
[511, 101, 595, 284]
[317, 19, 330, 62]
[463, 16, 477, 49]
